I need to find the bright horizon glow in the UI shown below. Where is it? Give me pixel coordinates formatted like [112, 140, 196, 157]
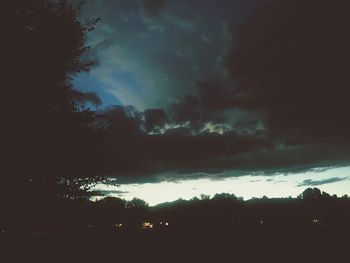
[92, 166, 350, 206]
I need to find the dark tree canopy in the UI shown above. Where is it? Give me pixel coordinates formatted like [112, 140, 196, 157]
[1, 0, 101, 211]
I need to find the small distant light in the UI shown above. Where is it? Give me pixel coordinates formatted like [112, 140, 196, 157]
[259, 220, 263, 224]
[165, 222, 169, 226]
[160, 222, 163, 225]
[116, 223, 123, 228]
[313, 219, 319, 223]
[142, 222, 154, 229]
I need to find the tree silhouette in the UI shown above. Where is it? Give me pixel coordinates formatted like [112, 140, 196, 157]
[126, 198, 149, 209]
[300, 188, 322, 200]
[212, 193, 238, 201]
[1, 0, 101, 231]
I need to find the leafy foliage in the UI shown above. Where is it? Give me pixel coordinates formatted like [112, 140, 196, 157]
[1, 0, 102, 211]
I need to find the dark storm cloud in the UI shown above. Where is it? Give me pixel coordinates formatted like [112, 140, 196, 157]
[168, 80, 266, 138]
[69, 0, 350, 183]
[91, 105, 350, 184]
[73, 91, 102, 107]
[93, 105, 274, 181]
[72, 0, 261, 110]
[96, 190, 129, 195]
[140, 0, 166, 18]
[96, 105, 142, 135]
[144, 108, 168, 132]
[297, 177, 349, 187]
[169, 80, 237, 124]
[226, 0, 350, 139]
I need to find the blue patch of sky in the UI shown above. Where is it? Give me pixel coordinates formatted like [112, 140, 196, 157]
[72, 73, 121, 107]
[108, 70, 145, 97]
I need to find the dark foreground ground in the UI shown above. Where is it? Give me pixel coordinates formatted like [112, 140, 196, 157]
[1, 227, 349, 262]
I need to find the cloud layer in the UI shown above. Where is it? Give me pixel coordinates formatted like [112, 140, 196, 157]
[70, 0, 350, 183]
[298, 177, 349, 187]
[73, 0, 260, 109]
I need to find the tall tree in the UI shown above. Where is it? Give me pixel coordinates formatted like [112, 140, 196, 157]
[1, 0, 101, 230]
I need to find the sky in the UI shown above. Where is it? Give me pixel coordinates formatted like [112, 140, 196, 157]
[71, 0, 350, 204]
[93, 166, 350, 206]
[72, 0, 264, 109]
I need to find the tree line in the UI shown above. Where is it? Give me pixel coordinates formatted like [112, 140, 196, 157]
[1, 187, 349, 235]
